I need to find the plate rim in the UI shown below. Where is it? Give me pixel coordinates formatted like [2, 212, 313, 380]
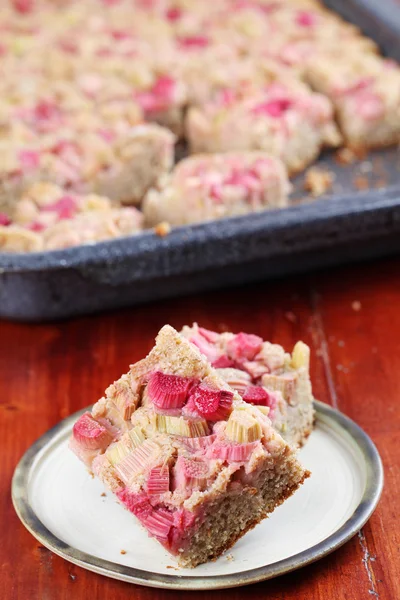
[11, 400, 384, 590]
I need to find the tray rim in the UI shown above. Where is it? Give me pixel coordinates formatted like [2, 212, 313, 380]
[1, 187, 400, 273]
[11, 400, 384, 591]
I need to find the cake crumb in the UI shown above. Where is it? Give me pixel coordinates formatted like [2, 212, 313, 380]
[359, 161, 373, 174]
[101, 492, 106, 497]
[352, 300, 361, 311]
[285, 311, 297, 323]
[120, 550, 127, 555]
[353, 175, 369, 191]
[154, 221, 171, 237]
[304, 168, 334, 197]
[166, 565, 180, 570]
[226, 553, 235, 562]
[335, 147, 357, 165]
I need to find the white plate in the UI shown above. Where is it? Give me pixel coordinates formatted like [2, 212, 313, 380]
[12, 401, 383, 590]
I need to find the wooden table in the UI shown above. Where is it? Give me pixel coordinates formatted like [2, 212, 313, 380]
[1, 256, 399, 600]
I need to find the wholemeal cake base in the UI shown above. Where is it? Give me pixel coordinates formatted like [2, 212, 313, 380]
[70, 325, 310, 567]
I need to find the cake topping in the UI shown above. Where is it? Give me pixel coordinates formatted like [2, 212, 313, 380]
[72, 412, 115, 450]
[147, 371, 194, 410]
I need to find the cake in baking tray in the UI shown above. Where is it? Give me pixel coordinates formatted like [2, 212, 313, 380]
[1, 0, 399, 252]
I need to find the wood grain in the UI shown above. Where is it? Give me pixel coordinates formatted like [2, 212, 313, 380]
[1, 256, 399, 600]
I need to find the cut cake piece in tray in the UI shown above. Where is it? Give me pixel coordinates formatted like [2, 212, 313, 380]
[0, 117, 175, 215]
[70, 325, 310, 568]
[143, 152, 290, 227]
[185, 80, 341, 175]
[306, 54, 400, 152]
[181, 323, 315, 448]
[0, 182, 143, 253]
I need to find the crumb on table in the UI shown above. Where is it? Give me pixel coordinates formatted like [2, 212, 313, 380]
[120, 550, 127, 555]
[154, 221, 171, 237]
[304, 168, 334, 197]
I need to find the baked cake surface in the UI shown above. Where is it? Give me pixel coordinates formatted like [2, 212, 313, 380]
[0, 182, 143, 252]
[186, 80, 341, 174]
[143, 152, 290, 227]
[70, 325, 309, 567]
[181, 324, 315, 448]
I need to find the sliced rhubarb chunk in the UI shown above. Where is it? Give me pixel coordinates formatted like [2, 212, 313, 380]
[117, 490, 152, 520]
[115, 439, 161, 484]
[72, 412, 114, 450]
[181, 434, 217, 451]
[261, 373, 296, 402]
[206, 441, 258, 462]
[242, 385, 271, 405]
[147, 371, 193, 410]
[106, 438, 132, 466]
[225, 408, 262, 443]
[227, 333, 263, 361]
[189, 335, 221, 363]
[128, 425, 147, 448]
[187, 384, 233, 421]
[0, 213, 11, 226]
[242, 386, 277, 418]
[144, 508, 175, 540]
[173, 456, 209, 491]
[147, 466, 170, 496]
[156, 414, 209, 437]
[212, 355, 235, 368]
[216, 368, 251, 394]
[198, 327, 220, 343]
[291, 341, 310, 370]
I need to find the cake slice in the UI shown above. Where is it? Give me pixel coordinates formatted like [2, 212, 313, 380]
[181, 324, 315, 448]
[0, 113, 175, 215]
[143, 152, 290, 227]
[70, 325, 309, 568]
[0, 182, 143, 253]
[185, 80, 341, 174]
[306, 54, 400, 151]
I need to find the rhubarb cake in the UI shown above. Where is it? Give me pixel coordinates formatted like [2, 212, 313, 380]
[143, 152, 290, 227]
[185, 81, 342, 174]
[181, 324, 315, 448]
[70, 325, 309, 567]
[0, 182, 143, 252]
[0, 118, 175, 215]
[306, 54, 400, 151]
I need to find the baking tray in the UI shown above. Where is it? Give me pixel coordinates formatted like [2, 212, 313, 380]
[1, 0, 400, 322]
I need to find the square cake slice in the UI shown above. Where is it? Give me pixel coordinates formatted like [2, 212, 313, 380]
[0, 119, 175, 215]
[185, 80, 341, 175]
[143, 152, 290, 227]
[70, 325, 309, 568]
[0, 182, 143, 253]
[181, 324, 315, 448]
[306, 54, 400, 151]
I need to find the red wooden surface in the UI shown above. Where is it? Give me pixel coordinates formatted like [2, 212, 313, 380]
[1, 256, 399, 600]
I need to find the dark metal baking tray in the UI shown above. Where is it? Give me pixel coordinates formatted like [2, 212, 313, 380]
[1, 0, 400, 322]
